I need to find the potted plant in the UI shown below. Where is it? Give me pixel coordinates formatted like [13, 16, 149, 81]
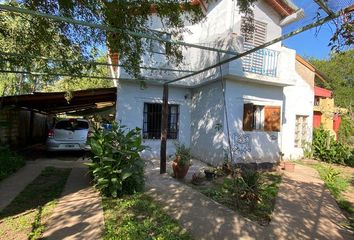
[204, 167, 216, 181]
[284, 161, 295, 172]
[172, 143, 192, 179]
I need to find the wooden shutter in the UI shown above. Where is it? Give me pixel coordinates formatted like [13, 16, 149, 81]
[243, 103, 254, 131]
[264, 106, 281, 132]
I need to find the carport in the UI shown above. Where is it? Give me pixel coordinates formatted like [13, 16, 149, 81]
[0, 87, 116, 147]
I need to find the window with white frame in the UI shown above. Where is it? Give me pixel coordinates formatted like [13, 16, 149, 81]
[294, 115, 309, 147]
[241, 18, 267, 46]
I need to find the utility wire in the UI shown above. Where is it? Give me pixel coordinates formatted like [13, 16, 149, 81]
[166, 4, 353, 84]
[0, 4, 239, 56]
[0, 52, 196, 73]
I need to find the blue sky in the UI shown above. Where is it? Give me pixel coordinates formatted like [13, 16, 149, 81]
[282, 0, 337, 60]
[283, 23, 334, 60]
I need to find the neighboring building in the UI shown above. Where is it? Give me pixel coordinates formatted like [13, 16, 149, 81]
[115, 0, 314, 165]
[313, 86, 346, 139]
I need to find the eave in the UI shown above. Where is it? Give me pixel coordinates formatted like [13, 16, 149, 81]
[264, 0, 297, 18]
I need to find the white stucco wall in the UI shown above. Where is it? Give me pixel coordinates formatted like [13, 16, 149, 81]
[114, 0, 309, 164]
[118, 0, 289, 85]
[116, 81, 191, 159]
[225, 79, 284, 163]
[190, 81, 225, 165]
[281, 73, 314, 160]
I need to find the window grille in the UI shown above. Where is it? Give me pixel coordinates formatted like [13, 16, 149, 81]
[143, 103, 179, 139]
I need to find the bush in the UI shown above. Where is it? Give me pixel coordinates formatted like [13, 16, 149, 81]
[0, 146, 25, 181]
[312, 127, 353, 166]
[87, 122, 146, 198]
[223, 169, 263, 211]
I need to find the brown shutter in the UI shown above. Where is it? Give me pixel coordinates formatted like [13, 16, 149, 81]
[264, 106, 281, 132]
[243, 103, 254, 131]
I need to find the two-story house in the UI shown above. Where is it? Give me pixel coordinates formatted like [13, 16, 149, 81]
[115, 0, 314, 165]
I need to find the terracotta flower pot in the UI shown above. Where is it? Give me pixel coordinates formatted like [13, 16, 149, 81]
[172, 156, 190, 179]
[284, 162, 295, 172]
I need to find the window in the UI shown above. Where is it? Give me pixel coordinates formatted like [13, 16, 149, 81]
[243, 103, 280, 132]
[149, 33, 171, 55]
[241, 18, 267, 46]
[55, 119, 89, 130]
[294, 115, 309, 147]
[143, 103, 179, 139]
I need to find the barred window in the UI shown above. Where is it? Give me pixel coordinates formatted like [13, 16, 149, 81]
[143, 103, 179, 139]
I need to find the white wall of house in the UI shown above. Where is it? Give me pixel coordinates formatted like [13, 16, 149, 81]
[190, 81, 225, 165]
[114, 0, 311, 164]
[281, 73, 314, 160]
[116, 81, 191, 159]
[224, 79, 284, 163]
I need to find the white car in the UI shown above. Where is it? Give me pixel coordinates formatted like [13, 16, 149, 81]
[46, 118, 91, 152]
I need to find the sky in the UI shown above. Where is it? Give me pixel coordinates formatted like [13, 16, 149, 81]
[283, 23, 335, 60]
[282, 0, 353, 60]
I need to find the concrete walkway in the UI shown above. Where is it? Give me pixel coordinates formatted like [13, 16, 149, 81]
[267, 164, 353, 240]
[42, 167, 104, 240]
[145, 159, 353, 240]
[0, 157, 104, 240]
[145, 159, 265, 240]
[0, 163, 44, 210]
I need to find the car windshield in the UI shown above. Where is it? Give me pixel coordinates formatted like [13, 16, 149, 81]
[55, 120, 89, 130]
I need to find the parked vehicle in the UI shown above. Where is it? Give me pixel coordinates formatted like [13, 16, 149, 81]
[46, 118, 91, 151]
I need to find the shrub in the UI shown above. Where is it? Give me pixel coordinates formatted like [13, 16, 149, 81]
[312, 127, 353, 166]
[223, 169, 263, 210]
[0, 146, 25, 181]
[88, 122, 146, 198]
[315, 164, 349, 199]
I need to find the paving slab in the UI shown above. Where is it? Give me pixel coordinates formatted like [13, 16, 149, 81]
[145, 160, 264, 240]
[42, 167, 104, 240]
[266, 164, 354, 240]
[0, 162, 44, 210]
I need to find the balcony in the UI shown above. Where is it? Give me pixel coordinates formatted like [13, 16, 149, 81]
[242, 43, 280, 78]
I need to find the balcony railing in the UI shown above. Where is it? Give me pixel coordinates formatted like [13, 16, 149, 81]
[242, 43, 280, 77]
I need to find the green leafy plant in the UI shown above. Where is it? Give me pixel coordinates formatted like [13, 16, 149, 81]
[302, 141, 313, 159]
[315, 164, 349, 199]
[87, 122, 146, 198]
[174, 142, 191, 167]
[312, 127, 353, 166]
[224, 169, 263, 211]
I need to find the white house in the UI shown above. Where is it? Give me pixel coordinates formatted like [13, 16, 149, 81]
[115, 0, 314, 166]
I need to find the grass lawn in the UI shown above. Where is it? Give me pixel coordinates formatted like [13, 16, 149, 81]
[188, 172, 282, 225]
[102, 193, 192, 240]
[296, 160, 354, 231]
[0, 167, 71, 240]
[0, 146, 25, 181]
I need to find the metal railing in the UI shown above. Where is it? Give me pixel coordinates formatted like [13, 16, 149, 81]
[242, 43, 280, 77]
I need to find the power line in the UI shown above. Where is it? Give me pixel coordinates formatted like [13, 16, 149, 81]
[0, 51, 196, 73]
[0, 69, 166, 84]
[166, 4, 353, 84]
[0, 4, 239, 56]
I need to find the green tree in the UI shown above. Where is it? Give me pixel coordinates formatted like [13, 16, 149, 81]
[310, 49, 354, 146]
[309, 49, 354, 109]
[43, 55, 113, 92]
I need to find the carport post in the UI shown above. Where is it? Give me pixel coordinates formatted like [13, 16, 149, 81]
[160, 83, 169, 174]
[28, 110, 34, 143]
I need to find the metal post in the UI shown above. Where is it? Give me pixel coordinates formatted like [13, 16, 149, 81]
[160, 83, 169, 174]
